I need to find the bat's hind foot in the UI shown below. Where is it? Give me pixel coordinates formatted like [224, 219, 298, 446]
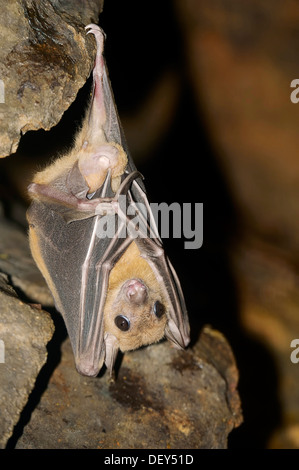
[85, 23, 106, 47]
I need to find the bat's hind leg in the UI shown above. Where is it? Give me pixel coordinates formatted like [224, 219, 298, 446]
[85, 23, 105, 52]
[84, 23, 106, 127]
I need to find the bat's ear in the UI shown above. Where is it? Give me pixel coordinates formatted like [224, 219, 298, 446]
[104, 333, 119, 376]
[165, 319, 189, 350]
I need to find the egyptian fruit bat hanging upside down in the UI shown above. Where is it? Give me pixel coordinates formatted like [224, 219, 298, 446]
[26, 24, 190, 377]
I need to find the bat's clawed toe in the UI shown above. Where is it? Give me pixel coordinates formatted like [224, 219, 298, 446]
[85, 23, 106, 45]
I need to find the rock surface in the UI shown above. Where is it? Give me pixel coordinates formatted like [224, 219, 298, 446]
[0, 0, 103, 157]
[0, 273, 54, 448]
[15, 326, 242, 449]
[0, 216, 53, 305]
[0, 212, 54, 448]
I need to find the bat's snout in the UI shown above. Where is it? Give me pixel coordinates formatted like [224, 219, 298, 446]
[124, 279, 147, 304]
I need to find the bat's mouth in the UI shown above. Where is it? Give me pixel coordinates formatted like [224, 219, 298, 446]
[122, 278, 148, 304]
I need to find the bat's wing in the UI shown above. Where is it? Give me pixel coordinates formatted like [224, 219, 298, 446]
[125, 181, 190, 349]
[98, 29, 189, 345]
[101, 57, 190, 348]
[28, 174, 134, 376]
[28, 170, 189, 377]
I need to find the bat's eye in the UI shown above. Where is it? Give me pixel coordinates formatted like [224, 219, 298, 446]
[115, 315, 130, 331]
[153, 301, 165, 319]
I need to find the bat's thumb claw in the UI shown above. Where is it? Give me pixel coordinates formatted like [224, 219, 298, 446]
[27, 183, 36, 193]
[108, 371, 116, 384]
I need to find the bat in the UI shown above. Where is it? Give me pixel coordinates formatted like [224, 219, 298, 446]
[26, 24, 190, 377]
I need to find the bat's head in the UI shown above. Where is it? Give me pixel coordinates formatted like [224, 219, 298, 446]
[103, 242, 168, 354]
[104, 277, 168, 352]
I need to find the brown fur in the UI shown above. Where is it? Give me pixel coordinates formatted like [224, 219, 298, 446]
[31, 115, 127, 194]
[28, 226, 62, 311]
[104, 241, 167, 351]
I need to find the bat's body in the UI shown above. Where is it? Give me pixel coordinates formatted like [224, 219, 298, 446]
[27, 24, 190, 376]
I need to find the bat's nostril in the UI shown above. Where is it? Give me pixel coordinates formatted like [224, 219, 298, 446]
[126, 279, 147, 304]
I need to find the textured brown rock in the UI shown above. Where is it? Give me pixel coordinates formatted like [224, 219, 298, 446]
[15, 326, 242, 449]
[0, 0, 103, 157]
[0, 216, 53, 305]
[0, 274, 54, 448]
[0, 212, 55, 448]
